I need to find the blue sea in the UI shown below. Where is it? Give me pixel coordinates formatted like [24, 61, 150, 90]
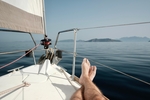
[0, 41, 150, 100]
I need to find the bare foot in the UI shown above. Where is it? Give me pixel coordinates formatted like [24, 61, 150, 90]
[89, 66, 97, 81]
[79, 58, 90, 85]
[81, 58, 90, 76]
[79, 58, 97, 85]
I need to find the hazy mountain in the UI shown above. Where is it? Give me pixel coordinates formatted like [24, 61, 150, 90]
[77, 40, 85, 42]
[86, 38, 121, 42]
[59, 36, 150, 42]
[120, 36, 150, 42]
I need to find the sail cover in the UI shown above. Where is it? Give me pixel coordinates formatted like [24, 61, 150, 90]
[0, 0, 44, 34]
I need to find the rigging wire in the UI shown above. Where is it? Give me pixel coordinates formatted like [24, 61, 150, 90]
[58, 49, 150, 86]
[78, 21, 150, 30]
[77, 54, 150, 86]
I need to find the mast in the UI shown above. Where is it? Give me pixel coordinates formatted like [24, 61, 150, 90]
[41, 0, 51, 54]
[42, 0, 47, 37]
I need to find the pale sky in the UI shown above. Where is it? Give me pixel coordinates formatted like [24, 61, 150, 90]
[0, 0, 150, 41]
[45, 0, 150, 40]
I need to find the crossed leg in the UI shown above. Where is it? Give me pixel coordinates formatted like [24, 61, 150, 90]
[70, 58, 106, 100]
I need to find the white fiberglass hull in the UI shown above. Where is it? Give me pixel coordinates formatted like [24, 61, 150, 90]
[0, 59, 80, 100]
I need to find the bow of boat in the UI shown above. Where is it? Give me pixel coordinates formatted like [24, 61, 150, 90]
[0, 59, 80, 100]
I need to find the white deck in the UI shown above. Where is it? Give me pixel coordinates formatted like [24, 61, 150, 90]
[0, 60, 81, 100]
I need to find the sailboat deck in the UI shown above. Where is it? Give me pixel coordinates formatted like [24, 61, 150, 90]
[0, 60, 80, 100]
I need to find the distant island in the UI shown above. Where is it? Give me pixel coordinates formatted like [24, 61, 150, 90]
[120, 36, 150, 42]
[86, 38, 121, 42]
[59, 38, 121, 42]
[59, 36, 150, 42]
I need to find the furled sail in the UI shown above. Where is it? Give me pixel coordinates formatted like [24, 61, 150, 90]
[0, 0, 44, 34]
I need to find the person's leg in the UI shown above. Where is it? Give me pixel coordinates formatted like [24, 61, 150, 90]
[70, 58, 95, 100]
[70, 66, 96, 100]
[82, 77, 105, 100]
[71, 58, 107, 100]
[70, 86, 84, 100]
[79, 58, 106, 100]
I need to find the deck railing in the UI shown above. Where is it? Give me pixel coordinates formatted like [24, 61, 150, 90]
[54, 28, 79, 80]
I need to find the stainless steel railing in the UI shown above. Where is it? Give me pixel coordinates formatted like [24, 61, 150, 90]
[54, 28, 79, 80]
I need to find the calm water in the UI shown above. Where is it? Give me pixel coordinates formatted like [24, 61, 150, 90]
[0, 41, 150, 100]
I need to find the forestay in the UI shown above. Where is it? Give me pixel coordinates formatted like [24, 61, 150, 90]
[0, 0, 44, 34]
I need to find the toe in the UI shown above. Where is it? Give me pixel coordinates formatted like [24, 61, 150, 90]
[86, 58, 91, 67]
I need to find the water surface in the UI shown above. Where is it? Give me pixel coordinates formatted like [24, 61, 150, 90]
[0, 41, 150, 100]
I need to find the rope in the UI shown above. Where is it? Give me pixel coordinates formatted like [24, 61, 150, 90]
[78, 21, 150, 30]
[0, 50, 27, 55]
[0, 82, 30, 96]
[0, 44, 40, 70]
[60, 68, 78, 90]
[0, 49, 44, 55]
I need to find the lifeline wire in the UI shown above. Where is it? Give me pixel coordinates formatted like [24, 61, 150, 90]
[0, 44, 40, 70]
[58, 49, 150, 86]
[76, 54, 150, 86]
[78, 21, 150, 30]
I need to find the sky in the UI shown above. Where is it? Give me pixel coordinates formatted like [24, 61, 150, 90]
[0, 0, 150, 41]
[44, 0, 150, 41]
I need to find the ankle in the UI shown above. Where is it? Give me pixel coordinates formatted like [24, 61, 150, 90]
[84, 76, 91, 81]
[82, 76, 91, 85]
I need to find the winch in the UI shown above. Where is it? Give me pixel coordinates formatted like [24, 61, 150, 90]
[40, 35, 51, 49]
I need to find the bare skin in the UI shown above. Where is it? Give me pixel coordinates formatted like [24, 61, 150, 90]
[71, 58, 107, 100]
